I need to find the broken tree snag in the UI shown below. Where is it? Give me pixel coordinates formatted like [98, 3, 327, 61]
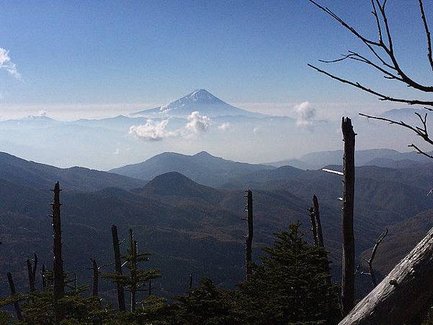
[245, 190, 254, 280]
[308, 206, 318, 246]
[339, 227, 433, 325]
[26, 253, 38, 292]
[41, 264, 47, 290]
[313, 194, 324, 248]
[91, 258, 99, 297]
[341, 117, 356, 316]
[189, 273, 193, 290]
[7, 272, 23, 321]
[52, 182, 65, 323]
[367, 228, 388, 287]
[111, 225, 126, 311]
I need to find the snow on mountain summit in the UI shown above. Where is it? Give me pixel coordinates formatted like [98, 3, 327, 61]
[160, 89, 227, 112]
[186, 89, 224, 103]
[132, 89, 266, 118]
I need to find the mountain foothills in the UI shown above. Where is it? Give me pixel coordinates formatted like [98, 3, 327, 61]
[0, 148, 432, 307]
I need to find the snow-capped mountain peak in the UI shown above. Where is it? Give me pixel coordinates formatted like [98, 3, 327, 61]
[132, 89, 266, 118]
[160, 89, 225, 112]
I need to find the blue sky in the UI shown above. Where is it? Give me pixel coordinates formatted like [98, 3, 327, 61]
[0, 0, 431, 119]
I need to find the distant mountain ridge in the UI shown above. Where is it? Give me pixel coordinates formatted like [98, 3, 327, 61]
[270, 148, 433, 170]
[110, 151, 275, 187]
[0, 151, 146, 191]
[132, 89, 266, 118]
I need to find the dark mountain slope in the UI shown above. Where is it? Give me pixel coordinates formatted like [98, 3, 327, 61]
[224, 164, 433, 255]
[0, 152, 146, 191]
[140, 172, 223, 203]
[360, 209, 433, 278]
[110, 151, 274, 187]
[2, 152, 432, 301]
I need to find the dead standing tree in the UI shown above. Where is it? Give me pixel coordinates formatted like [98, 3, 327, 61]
[341, 117, 356, 316]
[26, 253, 38, 292]
[52, 182, 65, 324]
[90, 258, 99, 297]
[358, 228, 388, 287]
[308, 194, 324, 248]
[111, 225, 126, 311]
[7, 272, 23, 321]
[309, 0, 433, 158]
[245, 190, 253, 280]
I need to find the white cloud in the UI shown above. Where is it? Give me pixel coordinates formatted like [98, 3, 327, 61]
[38, 110, 48, 117]
[0, 48, 20, 79]
[294, 101, 316, 127]
[185, 111, 211, 134]
[218, 122, 231, 131]
[129, 119, 173, 141]
[129, 112, 212, 142]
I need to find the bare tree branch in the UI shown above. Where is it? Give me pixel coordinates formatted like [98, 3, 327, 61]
[371, 0, 383, 44]
[419, 0, 433, 71]
[309, 64, 433, 106]
[359, 112, 433, 145]
[408, 143, 433, 159]
[309, 0, 433, 95]
[367, 228, 388, 286]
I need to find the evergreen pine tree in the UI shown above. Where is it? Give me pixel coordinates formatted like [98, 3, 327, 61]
[237, 223, 340, 325]
[175, 278, 240, 325]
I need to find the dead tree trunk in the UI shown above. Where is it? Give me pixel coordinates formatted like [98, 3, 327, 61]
[367, 229, 388, 287]
[341, 117, 355, 316]
[189, 273, 193, 290]
[41, 264, 47, 290]
[52, 182, 65, 324]
[27, 253, 38, 292]
[339, 226, 433, 325]
[245, 190, 253, 280]
[91, 259, 99, 297]
[7, 272, 23, 321]
[308, 205, 318, 246]
[111, 225, 126, 311]
[129, 230, 137, 312]
[309, 194, 324, 247]
[312, 195, 324, 247]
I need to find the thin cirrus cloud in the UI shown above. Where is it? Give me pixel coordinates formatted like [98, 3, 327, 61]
[0, 48, 21, 79]
[294, 101, 316, 127]
[129, 111, 211, 141]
